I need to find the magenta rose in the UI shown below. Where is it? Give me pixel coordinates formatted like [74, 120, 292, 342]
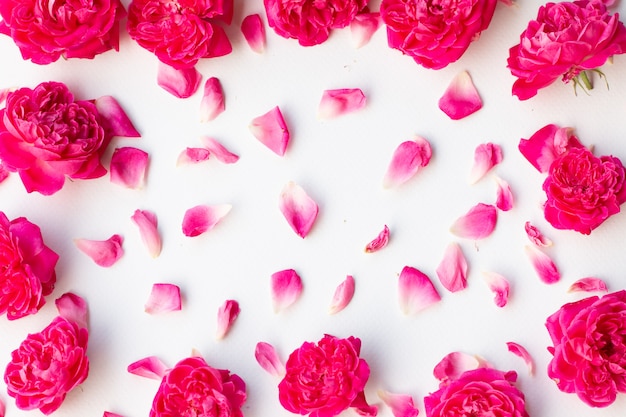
[507, 0, 626, 100]
[0, 212, 58, 320]
[380, 0, 498, 69]
[150, 356, 246, 417]
[546, 290, 626, 407]
[4, 316, 89, 415]
[0, 0, 126, 64]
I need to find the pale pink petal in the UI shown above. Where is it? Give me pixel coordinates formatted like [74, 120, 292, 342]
[279, 181, 318, 238]
[435, 242, 468, 292]
[177, 147, 211, 165]
[127, 356, 168, 380]
[383, 136, 432, 188]
[329, 275, 355, 314]
[93, 95, 141, 138]
[568, 277, 609, 293]
[200, 77, 225, 122]
[216, 299, 240, 340]
[157, 62, 202, 99]
[365, 225, 390, 253]
[55, 292, 89, 330]
[506, 341, 535, 375]
[377, 390, 418, 417]
[249, 106, 290, 156]
[398, 266, 441, 315]
[438, 71, 483, 120]
[270, 268, 303, 313]
[518, 124, 582, 173]
[199, 136, 239, 163]
[131, 209, 162, 258]
[482, 271, 510, 307]
[241, 14, 266, 53]
[182, 204, 232, 237]
[433, 352, 490, 382]
[525, 245, 560, 284]
[74, 234, 124, 267]
[450, 203, 497, 240]
[350, 12, 381, 48]
[317, 88, 366, 119]
[145, 283, 182, 314]
[495, 176, 514, 211]
[468, 142, 503, 184]
[524, 221, 552, 247]
[103, 413, 124, 417]
[110, 147, 149, 189]
[254, 341, 285, 377]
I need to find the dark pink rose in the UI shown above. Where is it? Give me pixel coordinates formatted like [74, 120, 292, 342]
[508, 0, 626, 100]
[546, 290, 626, 407]
[380, 0, 497, 69]
[0, 212, 58, 320]
[150, 356, 246, 417]
[0, 0, 126, 64]
[4, 316, 89, 415]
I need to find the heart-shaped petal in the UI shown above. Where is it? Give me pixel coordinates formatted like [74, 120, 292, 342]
[398, 266, 441, 315]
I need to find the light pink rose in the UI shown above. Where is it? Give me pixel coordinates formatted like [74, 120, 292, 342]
[150, 356, 246, 417]
[380, 0, 497, 69]
[0, 212, 58, 320]
[507, 0, 626, 100]
[546, 290, 626, 407]
[0, 0, 126, 64]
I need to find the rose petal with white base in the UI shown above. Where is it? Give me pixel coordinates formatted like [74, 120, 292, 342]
[365, 225, 390, 253]
[145, 283, 181, 314]
[383, 136, 432, 188]
[255, 341, 285, 377]
[177, 148, 211, 165]
[127, 356, 168, 380]
[524, 245, 560, 284]
[270, 268, 303, 313]
[450, 203, 497, 239]
[350, 12, 381, 48]
[74, 235, 124, 267]
[506, 341, 535, 375]
[317, 88, 366, 119]
[279, 182, 318, 238]
[495, 176, 514, 211]
[524, 221, 552, 247]
[438, 71, 483, 120]
[482, 271, 510, 307]
[241, 14, 266, 53]
[329, 275, 355, 314]
[131, 209, 162, 258]
[216, 299, 240, 340]
[249, 106, 290, 156]
[110, 147, 149, 189]
[199, 137, 239, 164]
[94, 96, 141, 138]
[157, 63, 202, 99]
[436, 242, 468, 292]
[182, 204, 232, 237]
[200, 77, 225, 122]
[377, 390, 419, 417]
[568, 277, 608, 293]
[468, 142, 502, 184]
[398, 266, 441, 315]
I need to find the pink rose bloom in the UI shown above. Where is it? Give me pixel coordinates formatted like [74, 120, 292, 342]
[127, 0, 233, 69]
[0, 212, 58, 320]
[380, 0, 497, 69]
[150, 356, 246, 417]
[508, 0, 626, 100]
[0, 0, 126, 64]
[546, 290, 626, 407]
[4, 316, 89, 415]
[264, 0, 367, 46]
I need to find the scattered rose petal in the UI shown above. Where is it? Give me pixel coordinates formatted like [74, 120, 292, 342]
[398, 266, 441, 315]
[182, 204, 232, 237]
[468, 142, 503, 184]
[568, 277, 608, 293]
[506, 341, 535, 375]
[270, 268, 303, 313]
[131, 209, 162, 258]
[255, 341, 285, 377]
[482, 271, 510, 307]
[199, 136, 239, 164]
[317, 88, 366, 119]
[110, 147, 149, 189]
[127, 356, 168, 380]
[93, 95, 141, 138]
[518, 124, 582, 173]
[145, 283, 182, 314]
[216, 299, 240, 340]
[435, 242, 468, 292]
[524, 221, 552, 247]
[377, 390, 419, 417]
[104, 413, 124, 417]
[157, 63, 202, 98]
[350, 12, 381, 48]
[524, 245, 560, 284]
[55, 292, 89, 330]
[74, 234, 124, 267]
[365, 225, 390, 253]
[438, 71, 483, 120]
[383, 136, 432, 188]
[329, 275, 355, 314]
[249, 106, 290, 156]
[495, 176, 514, 211]
[177, 147, 211, 165]
[241, 14, 266, 53]
[433, 351, 489, 383]
[279, 181, 318, 238]
[450, 203, 497, 240]
[200, 77, 225, 122]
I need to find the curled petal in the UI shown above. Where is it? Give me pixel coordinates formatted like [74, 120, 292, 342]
[131, 209, 162, 258]
[200, 77, 225, 122]
[495, 176, 514, 211]
[145, 283, 182, 314]
[524, 245, 560, 284]
[199, 136, 239, 164]
[270, 268, 303, 313]
[55, 292, 89, 330]
[468, 142, 503, 184]
[279, 181, 318, 238]
[127, 356, 168, 380]
[241, 14, 266, 53]
[435, 242, 468, 292]
[182, 204, 232, 237]
[518, 124, 582, 173]
[249, 106, 290, 156]
[110, 147, 149, 189]
[329, 275, 355, 314]
[74, 234, 124, 267]
[255, 341, 285, 377]
[365, 225, 390, 253]
[450, 203, 497, 240]
[506, 341, 535, 375]
[377, 390, 418, 417]
[398, 266, 441, 315]
[350, 12, 381, 48]
[383, 136, 432, 188]
[438, 71, 483, 120]
[568, 277, 608, 293]
[482, 271, 510, 307]
[433, 351, 489, 383]
[317, 88, 367, 119]
[177, 147, 211, 165]
[524, 221, 552, 247]
[157, 63, 202, 99]
[216, 299, 241, 340]
[94, 96, 141, 138]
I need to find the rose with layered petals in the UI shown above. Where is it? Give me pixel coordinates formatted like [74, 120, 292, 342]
[150, 356, 246, 417]
[0, 212, 58, 320]
[0, 0, 126, 64]
[546, 290, 626, 407]
[380, 0, 498, 69]
[508, 0, 626, 100]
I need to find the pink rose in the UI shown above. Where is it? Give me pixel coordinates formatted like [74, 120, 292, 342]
[507, 0, 626, 100]
[150, 356, 246, 417]
[0, 212, 58, 320]
[0, 0, 126, 64]
[380, 0, 497, 69]
[546, 290, 626, 407]
[4, 316, 89, 415]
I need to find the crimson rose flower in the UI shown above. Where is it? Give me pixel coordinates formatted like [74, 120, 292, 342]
[546, 290, 626, 407]
[150, 356, 246, 417]
[380, 0, 498, 69]
[0, 0, 126, 64]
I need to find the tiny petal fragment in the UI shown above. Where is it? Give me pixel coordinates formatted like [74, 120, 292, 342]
[329, 275, 355, 314]
[249, 106, 290, 156]
[200, 77, 225, 122]
[350, 12, 381, 48]
[568, 277, 608, 293]
[199, 137, 239, 164]
[241, 14, 266, 53]
[131, 209, 162, 258]
[216, 299, 241, 340]
[524, 245, 560, 284]
[383, 136, 432, 188]
[182, 204, 232, 237]
[279, 182, 318, 238]
[177, 147, 211, 165]
[433, 351, 489, 383]
[435, 242, 468, 292]
[255, 341, 285, 377]
[438, 71, 483, 120]
[524, 221, 552, 247]
[377, 390, 419, 417]
[94, 96, 141, 138]
[157, 63, 202, 99]
[103, 413, 124, 417]
[365, 225, 390, 253]
[127, 356, 168, 380]
[468, 142, 503, 184]
[74, 234, 124, 267]
[506, 341, 535, 375]
[450, 203, 497, 240]
[145, 283, 182, 314]
[317, 88, 366, 119]
[55, 292, 89, 330]
[398, 266, 441, 315]
[270, 268, 303, 313]
[110, 147, 149, 189]
[482, 271, 510, 307]
[495, 176, 514, 211]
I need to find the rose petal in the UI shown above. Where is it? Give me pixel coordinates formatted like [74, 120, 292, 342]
[567, 277, 609, 293]
[518, 124, 582, 173]
[74, 234, 124, 267]
[329, 275, 355, 314]
[450, 203, 497, 239]
[131, 209, 162, 258]
[468, 142, 503, 184]
[0, 395, 4, 417]
[200, 77, 225, 122]
[350, 12, 381, 48]
[0, 87, 12, 106]
[104, 412, 124, 417]
[93, 96, 141, 138]
[383, 136, 432, 188]
[182, 204, 232, 237]
[495, 176, 514, 211]
[0, 162, 10, 183]
[254, 341, 285, 377]
[377, 390, 418, 417]
[435, 242, 468, 292]
[365, 225, 390, 253]
[524, 221, 552, 247]
[241, 14, 266, 53]
[433, 351, 489, 383]
[506, 341, 535, 375]
[438, 71, 483, 120]
[199, 137, 239, 164]
[55, 292, 89, 330]
[145, 283, 182, 314]
[524, 245, 560, 284]
[398, 266, 441, 315]
[351, 391, 379, 417]
[127, 356, 168, 380]
[482, 271, 510, 307]
[157, 63, 202, 99]
[249, 106, 290, 156]
[317, 88, 367, 119]
[110, 147, 149, 189]
[177, 147, 211, 166]
[279, 181, 318, 238]
[216, 299, 240, 340]
[270, 268, 303, 313]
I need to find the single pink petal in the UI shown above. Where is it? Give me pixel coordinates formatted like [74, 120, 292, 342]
[383, 136, 432, 188]
[145, 283, 182, 314]
[518, 124, 582, 173]
[438, 71, 483, 120]
[450, 203, 497, 240]
[279, 181, 318, 238]
[254, 341, 285, 377]
[249, 106, 290, 156]
[377, 390, 418, 417]
[435, 242, 468, 292]
[55, 292, 89, 330]
[568, 277, 609, 293]
[157, 62, 202, 99]
[495, 176, 514, 211]
[182, 204, 232, 237]
[74, 234, 124, 267]
[317, 88, 366, 119]
[93, 95, 141, 138]
[270, 268, 303, 313]
[127, 356, 168, 380]
[365, 225, 390, 253]
[468, 142, 503, 184]
[482, 271, 510, 307]
[524, 221, 552, 247]
[199, 136, 239, 163]
[241, 14, 266, 53]
[506, 341, 535, 375]
[131, 209, 162, 258]
[350, 12, 381, 48]
[200, 77, 225, 122]
[177, 147, 211, 165]
[433, 352, 489, 383]
[329, 275, 355, 314]
[216, 299, 241, 339]
[524, 245, 560, 284]
[110, 147, 149, 189]
[103, 413, 124, 417]
[398, 266, 441, 315]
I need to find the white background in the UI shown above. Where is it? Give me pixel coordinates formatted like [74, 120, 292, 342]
[2, 0, 626, 416]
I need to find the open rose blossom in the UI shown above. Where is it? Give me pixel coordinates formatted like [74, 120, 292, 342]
[0, 0, 126, 64]
[150, 355, 246, 417]
[380, 0, 498, 69]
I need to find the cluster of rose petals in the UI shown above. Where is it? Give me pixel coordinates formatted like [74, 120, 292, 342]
[507, 0, 626, 100]
[545, 290, 626, 407]
[0, 0, 126, 64]
[380, 0, 498, 69]
[0, 212, 58, 320]
[438, 71, 483, 120]
[150, 356, 246, 417]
